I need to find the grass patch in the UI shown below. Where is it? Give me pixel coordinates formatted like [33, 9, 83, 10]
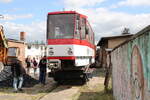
[73, 69, 113, 100]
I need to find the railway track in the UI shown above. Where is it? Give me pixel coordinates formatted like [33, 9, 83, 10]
[39, 69, 95, 100]
[39, 83, 81, 100]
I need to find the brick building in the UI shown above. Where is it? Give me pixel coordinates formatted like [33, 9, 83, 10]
[6, 32, 26, 66]
[7, 39, 26, 64]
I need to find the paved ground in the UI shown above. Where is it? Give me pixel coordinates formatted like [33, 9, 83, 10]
[41, 86, 80, 100]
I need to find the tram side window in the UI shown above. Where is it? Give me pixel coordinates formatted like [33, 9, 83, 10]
[85, 25, 89, 41]
[81, 18, 86, 39]
[74, 15, 80, 39]
[86, 22, 94, 44]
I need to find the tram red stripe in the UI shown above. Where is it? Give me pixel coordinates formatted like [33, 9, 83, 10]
[46, 56, 76, 60]
[47, 39, 95, 49]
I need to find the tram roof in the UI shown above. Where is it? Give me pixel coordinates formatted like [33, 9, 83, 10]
[48, 11, 87, 18]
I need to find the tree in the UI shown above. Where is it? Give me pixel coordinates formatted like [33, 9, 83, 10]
[122, 28, 130, 35]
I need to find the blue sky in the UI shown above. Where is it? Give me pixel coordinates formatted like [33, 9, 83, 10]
[0, 0, 62, 23]
[0, 0, 150, 43]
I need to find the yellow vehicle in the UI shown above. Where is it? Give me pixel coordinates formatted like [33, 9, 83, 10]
[0, 25, 8, 65]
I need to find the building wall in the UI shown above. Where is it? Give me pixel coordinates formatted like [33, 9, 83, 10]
[25, 44, 46, 61]
[111, 28, 150, 100]
[8, 41, 26, 64]
[108, 37, 130, 49]
[98, 48, 107, 68]
[98, 36, 132, 68]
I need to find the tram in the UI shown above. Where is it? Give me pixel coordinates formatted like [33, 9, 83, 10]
[46, 11, 95, 83]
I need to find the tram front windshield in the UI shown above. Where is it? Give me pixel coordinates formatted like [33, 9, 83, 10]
[47, 14, 75, 39]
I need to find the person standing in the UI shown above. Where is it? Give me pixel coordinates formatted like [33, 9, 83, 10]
[11, 57, 25, 92]
[38, 56, 47, 85]
[25, 57, 31, 74]
[32, 57, 38, 75]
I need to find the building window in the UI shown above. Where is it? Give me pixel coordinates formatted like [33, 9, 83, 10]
[8, 47, 20, 57]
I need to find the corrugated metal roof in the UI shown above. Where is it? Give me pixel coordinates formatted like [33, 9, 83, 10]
[7, 38, 25, 44]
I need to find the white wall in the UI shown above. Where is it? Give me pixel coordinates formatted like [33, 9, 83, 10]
[25, 44, 46, 59]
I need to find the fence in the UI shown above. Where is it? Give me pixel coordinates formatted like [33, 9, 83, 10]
[111, 25, 150, 100]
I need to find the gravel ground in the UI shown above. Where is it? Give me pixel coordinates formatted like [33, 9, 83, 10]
[0, 74, 39, 88]
[0, 74, 57, 100]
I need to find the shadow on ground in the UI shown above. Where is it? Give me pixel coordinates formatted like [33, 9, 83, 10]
[91, 68, 105, 77]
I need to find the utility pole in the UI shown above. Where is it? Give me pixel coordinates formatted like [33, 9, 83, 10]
[0, 15, 4, 28]
[0, 15, 4, 19]
[0, 14, 4, 26]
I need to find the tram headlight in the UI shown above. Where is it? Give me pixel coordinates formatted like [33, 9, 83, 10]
[49, 50, 54, 55]
[49, 47, 54, 55]
[67, 48, 73, 55]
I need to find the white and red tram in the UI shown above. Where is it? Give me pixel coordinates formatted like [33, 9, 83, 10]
[46, 11, 95, 83]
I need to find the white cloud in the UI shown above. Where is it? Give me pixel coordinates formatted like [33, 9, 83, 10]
[111, 0, 150, 8]
[3, 14, 33, 20]
[64, 0, 105, 8]
[119, 0, 150, 6]
[63, 0, 150, 43]
[2, 21, 46, 42]
[0, 0, 13, 3]
[64, 7, 150, 43]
